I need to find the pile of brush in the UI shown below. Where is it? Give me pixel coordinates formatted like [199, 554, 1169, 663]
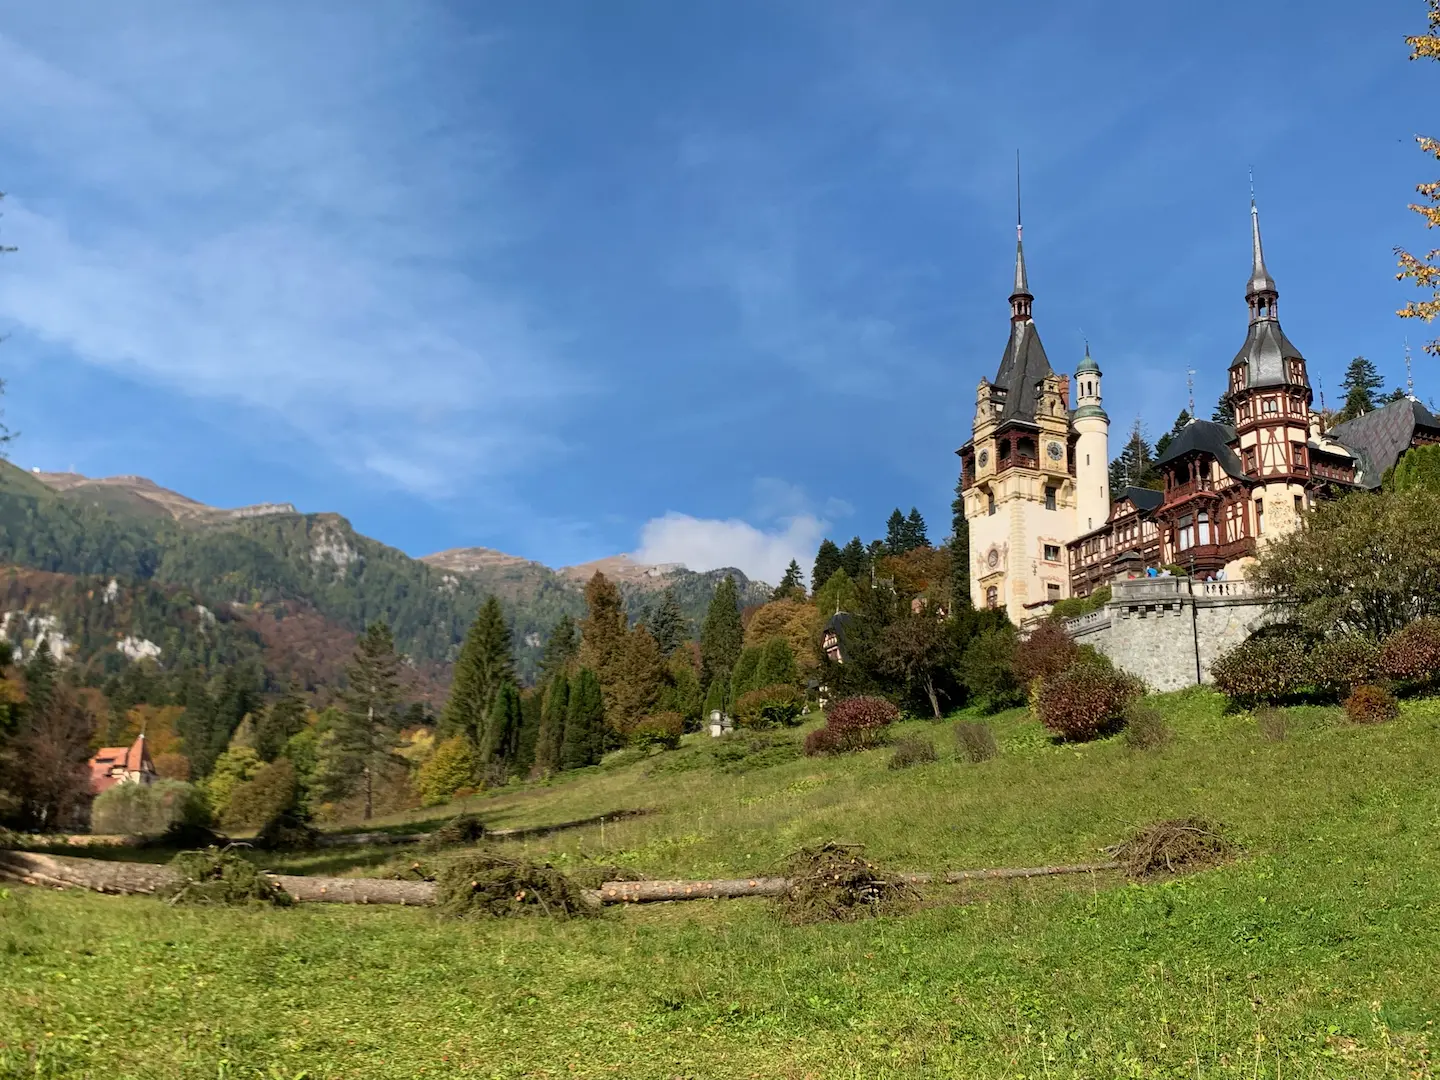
[1108, 818, 1235, 878]
[434, 852, 596, 919]
[775, 843, 920, 924]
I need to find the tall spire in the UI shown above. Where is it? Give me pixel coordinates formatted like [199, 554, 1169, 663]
[1246, 192, 1277, 316]
[1010, 150, 1032, 321]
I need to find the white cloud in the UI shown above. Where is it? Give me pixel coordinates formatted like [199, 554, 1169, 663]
[0, 10, 581, 498]
[633, 511, 826, 586]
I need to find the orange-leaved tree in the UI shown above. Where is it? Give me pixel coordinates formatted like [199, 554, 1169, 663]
[1398, 0, 1440, 353]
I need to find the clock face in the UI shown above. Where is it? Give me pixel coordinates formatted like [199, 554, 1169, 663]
[986, 549, 1000, 569]
[978, 449, 989, 468]
[1047, 441, 1064, 461]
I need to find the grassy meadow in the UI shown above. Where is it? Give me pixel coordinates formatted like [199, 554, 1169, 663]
[5, 690, 1440, 1077]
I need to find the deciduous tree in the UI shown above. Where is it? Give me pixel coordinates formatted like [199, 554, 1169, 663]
[1398, 0, 1440, 354]
[875, 614, 951, 718]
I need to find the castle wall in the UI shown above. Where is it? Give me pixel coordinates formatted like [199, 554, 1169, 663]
[1063, 578, 1277, 692]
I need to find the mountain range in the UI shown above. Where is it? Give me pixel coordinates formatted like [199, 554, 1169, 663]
[0, 465, 770, 697]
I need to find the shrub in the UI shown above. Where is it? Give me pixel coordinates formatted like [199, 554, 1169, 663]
[802, 726, 840, 757]
[1035, 665, 1143, 742]
[253, 810, 318, 851]
[823, 695, 899, 752]
[91, 779, 210, 837]
[1255, 707, 1288, 742]
[203, 746, 263, 819]
[958, 626, 1023, 712]
[167, 847, 292, 906]
[734, 684, 806, 729]
[629, 712, 684, 750]
[153, 752, 191, 781]
[1210, 636, 1312, 706]
[416, 736, 477, 807]
[424, 813, 487, 849]
[1310, 635, 1382, 697]
[221, 760, 300, 831]
[1122, 701, 1172, 750]
[954, 720, 999, 762]
[1014, 619, 1080, 686]
[1344, 684, 1400, 725]
[1379, 618, 1440, 686]
[887, 736, 937, 770]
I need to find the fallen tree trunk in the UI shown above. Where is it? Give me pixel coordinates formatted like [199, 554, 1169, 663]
[596, 862, 1122, 904]
[1, 850, 1122, 908]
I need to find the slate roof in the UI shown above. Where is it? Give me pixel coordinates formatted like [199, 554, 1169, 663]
[1329, 398, 1440, 488]
[1154, 419, 1247, 480]
[1230, 319, 1306, 390]
[991, 319, 1054, 423]
[1118, 486, 1164, 513]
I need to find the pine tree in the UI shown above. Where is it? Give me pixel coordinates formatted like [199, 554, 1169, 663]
[533, 672, 569, 775]
[949, 468, 971, 609]
[699, 575, 743, 695]
[1154, 409, 1192, 458]
[514, 687, 544, 776]
[1212, 394, 1236, 427]
[754, 636, 798, 688]
[539, 615, 579, 680]
[812, 539, 843, 593]
[1336, 356, 1385, 422]
[773, 560, 805, 600]
[645, 588, 687, 656]
[561, 668, 605, 769]
[480, 681, 523, 772]
[1109, 419, 1161, 491]
[905, 507, 929, 550]
[839, 536, 869, 581]
[884, 509, 907, 554]
[441, 597, 513, 743]
[320, 621, 405, 821]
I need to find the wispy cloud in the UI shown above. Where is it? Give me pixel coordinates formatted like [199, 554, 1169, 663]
[0, 6, 583, 498]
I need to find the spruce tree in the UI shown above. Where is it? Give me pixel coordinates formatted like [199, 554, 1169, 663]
[949, 468, 971, 608]
[838, 536, 869, 581]
[1212, 393, 1236, 427]
[812, 539, 843, 593]
[773, 560, 805, 600]
[1337, 356, 1385, 422]
[441, 597, 513, 743]
[645, 588, 687, 656]
[699, 575, 743, 695]
[533, 672, 569, 775]
[256, 686, 307, 762]
[608, 627, 663, 737]
[539, 614, 580, 680]
[319, 622, 405, 820]
[562, 668, 605, 769]
[905, 507, 929, 550]
[884, 509, 907, 554]
[514, 687, 544, 776]
[754, 636, 798, 688]
[1154, 409, 1192, 458]
[480, 682, 523, 773]
[1108, 419, 1161, 491]
[729, 644, 763, 702]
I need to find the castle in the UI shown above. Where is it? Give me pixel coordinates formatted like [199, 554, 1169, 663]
[958, 201, 1440, 624]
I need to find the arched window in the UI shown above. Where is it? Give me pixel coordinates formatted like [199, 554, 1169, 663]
[985, 586, 999, 609]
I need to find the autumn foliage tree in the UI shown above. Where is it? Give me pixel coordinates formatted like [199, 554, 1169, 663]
[1398, 0, 1440, 354]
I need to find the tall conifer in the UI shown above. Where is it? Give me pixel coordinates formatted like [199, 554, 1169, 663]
[481, 682, 523, 772]
[562, 668, 605, 769]
[533, 672, 569, 774]
[441, 597, 513, 743]
[699, 575, 743, 697]
[812, 540, 843, 593]
[646, 588, 687, 657]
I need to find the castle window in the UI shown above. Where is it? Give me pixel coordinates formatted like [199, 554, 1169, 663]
[1256, 498, 1264, 534]
[1243, 447, 1257, 472]
[1044, 486, 1057, 510]
[1198, 510, 1211, 545]
[1044, 544, 1060, 562]
[985, 586, 999, 609]
[1046, 583, 1061, 602]
[987, 490, 996, 516]
[1294, 494, 1304, 515]
[1292, 442, 1305, 468]
[1263, 398, 1278, 415]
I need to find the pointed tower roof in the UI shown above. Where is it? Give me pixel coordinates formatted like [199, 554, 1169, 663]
[1075, 340, 1100, 375]
[1230, 197, 1306, 391]
[1011, 225, 1031, 302]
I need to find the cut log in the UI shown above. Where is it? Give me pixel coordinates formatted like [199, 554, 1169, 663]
[0, 850, 181, 894]
[269, 874, 435, 905]
[314, 808, 655, 848]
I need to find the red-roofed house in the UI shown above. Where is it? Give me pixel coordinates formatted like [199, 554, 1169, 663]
[88, 733, 158, 795]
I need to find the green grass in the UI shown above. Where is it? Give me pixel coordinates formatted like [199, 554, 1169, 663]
[5, 690, 1440, 1077]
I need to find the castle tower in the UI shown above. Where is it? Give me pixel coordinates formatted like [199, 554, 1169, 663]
[1227, 198, 1313, 549]
[956, 216, 1077, 622]
[1072, 343, 1110, 533]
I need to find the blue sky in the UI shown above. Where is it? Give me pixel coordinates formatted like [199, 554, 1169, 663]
[0, 1, 1433, 583]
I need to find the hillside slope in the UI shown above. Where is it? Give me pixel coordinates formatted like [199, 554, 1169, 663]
[0, 463, 768, 688]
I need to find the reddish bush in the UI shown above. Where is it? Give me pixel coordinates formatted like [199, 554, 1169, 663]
[803, 726, 840, 757]
[1014, 619, 1080, 686]
[1035, 665, 1144, 742]
[1344, 684, 1399, 725]
[630, 711, 684, 750]
[734, 685, 806, 729]
[826, 696, 899, 750]
[1309, 636, 1382, 697]
[1210, 636, 1312, 706]
[1379, 618, 1440, 685]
